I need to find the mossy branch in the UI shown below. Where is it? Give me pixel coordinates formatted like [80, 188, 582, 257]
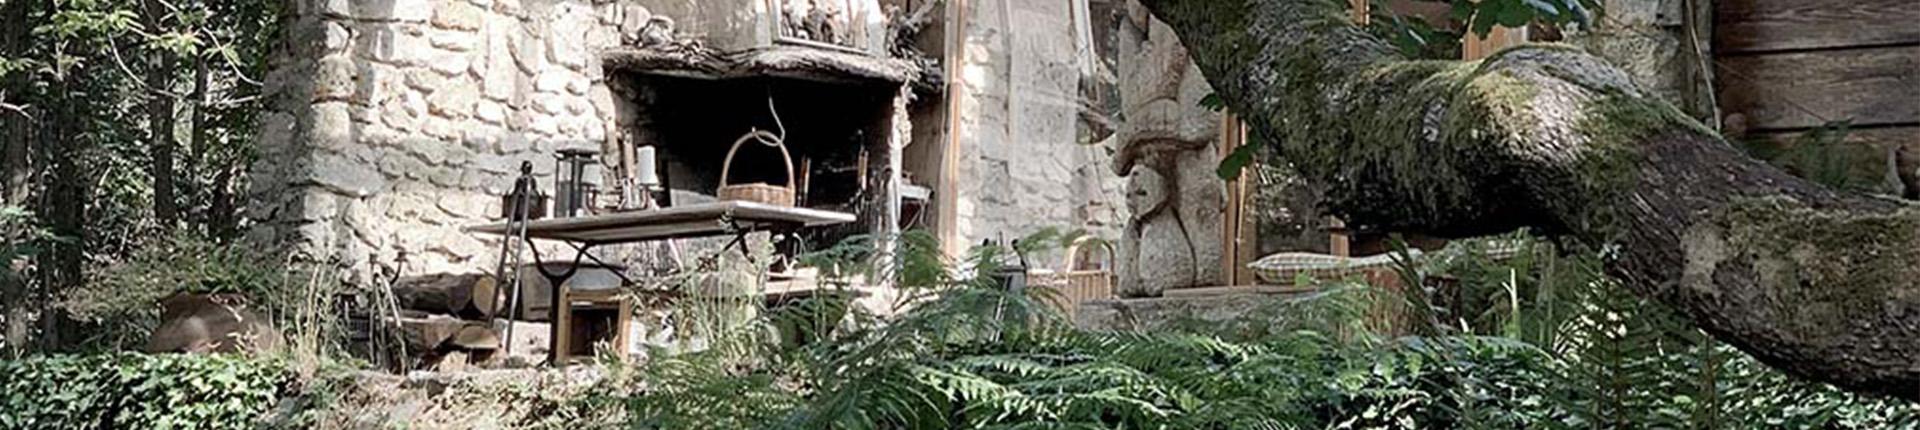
[1141, 0, 1920, 399]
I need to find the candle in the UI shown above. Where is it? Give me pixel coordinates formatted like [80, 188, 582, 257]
[635, 146, 659, 187]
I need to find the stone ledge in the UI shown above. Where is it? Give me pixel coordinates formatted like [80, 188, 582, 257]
[1073, 285, 1317, 332]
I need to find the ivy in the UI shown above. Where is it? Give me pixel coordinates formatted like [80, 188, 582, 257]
[0, 353, 291, 429]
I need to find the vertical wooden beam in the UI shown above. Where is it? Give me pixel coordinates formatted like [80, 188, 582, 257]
[1349, 0, 1369, 24]
[1219, 114, 1244, 285]
[1463, 26, 1528, 60]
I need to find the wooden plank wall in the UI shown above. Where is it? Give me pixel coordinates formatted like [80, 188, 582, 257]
[1715, 0, 1920, 166]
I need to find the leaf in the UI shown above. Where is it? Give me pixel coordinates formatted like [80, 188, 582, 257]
[1216, 142, 1262, 180]
[1198, 93, 1226, 112]
[1492, 0, 1536, 28]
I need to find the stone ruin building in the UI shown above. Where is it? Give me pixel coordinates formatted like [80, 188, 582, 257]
[248, 0, 1247, 291]
[243, 0, 1725, 362]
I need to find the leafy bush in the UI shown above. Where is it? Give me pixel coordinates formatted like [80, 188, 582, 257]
[63, 234, 296, 350]
[0, 353, 291, 429]
[604, 233, 1920, 429]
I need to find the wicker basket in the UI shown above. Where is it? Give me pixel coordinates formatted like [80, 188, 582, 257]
[718, 130, 796, 207]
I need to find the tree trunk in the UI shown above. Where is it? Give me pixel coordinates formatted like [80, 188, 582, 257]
[38, 64, 85, 351]
[1141, 0, 1920, 399]
[143, 0, 178, 228]
[1, 0, 36, 351]
[187, 52, 209, 225]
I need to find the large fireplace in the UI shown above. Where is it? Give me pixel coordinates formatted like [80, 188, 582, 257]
[605, 46, 924, 250]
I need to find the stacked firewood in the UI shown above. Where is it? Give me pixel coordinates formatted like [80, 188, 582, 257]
[388, 274, 502, 371]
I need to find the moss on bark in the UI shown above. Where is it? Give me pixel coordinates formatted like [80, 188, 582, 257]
[1142, 0, 1920, 399]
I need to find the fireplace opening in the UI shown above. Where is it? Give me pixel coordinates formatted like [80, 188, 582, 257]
[621, 72, 903, 248]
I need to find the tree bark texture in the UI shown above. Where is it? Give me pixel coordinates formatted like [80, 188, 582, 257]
[1141, 0, 1920, 399]
[0, 0, 36, 350]
[144, 0, 178, 227]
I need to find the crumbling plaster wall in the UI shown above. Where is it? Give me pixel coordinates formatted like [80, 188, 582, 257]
[947, 0, 1127, 258]
[248, 0, 669, 284]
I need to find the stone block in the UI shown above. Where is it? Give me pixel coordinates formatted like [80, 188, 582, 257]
[427, 82, 479, 119]
[510, 30, 545, 74]
[378, 152, 431, 180]
[429, 50, 472, 76]
[324, 22, 353, 52]
[421, 116, 462, 140]
[545, 4, 589, 70]
[355, 24, 429, 66]
[475, 100, 506, 124]
[429, 29, 479, 52]
[431, 0, 484, 31]
[481, 18, 519, 100]
[310, 151, 389, 197]
[435, 193, 489, 219]
[312, 55, 358, 101]
[533, 71, 569, 94]
[342, 0, 431, 22]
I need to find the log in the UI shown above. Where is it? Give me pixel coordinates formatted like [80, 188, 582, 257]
[1141, 0, 1920, 399]
[394, 274, 497, 319]
[398, 315, 498, 355]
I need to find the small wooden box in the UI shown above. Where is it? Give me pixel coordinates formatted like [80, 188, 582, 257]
[552, 288, 632, 364]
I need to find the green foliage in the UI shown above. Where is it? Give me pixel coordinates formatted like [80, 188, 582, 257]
[594, 233, 1920, 429]
[5, 0, 286, 351]
[1453, 0, 1598, 38]
[1739, 121, 1887, 193]
[0, 352, 290, 429]
[63, 234, 297, 350]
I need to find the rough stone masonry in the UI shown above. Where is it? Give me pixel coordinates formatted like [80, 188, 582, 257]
[248, 0, 648, 286]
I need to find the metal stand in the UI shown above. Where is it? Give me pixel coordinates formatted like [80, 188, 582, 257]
[492, 162, 539, 356]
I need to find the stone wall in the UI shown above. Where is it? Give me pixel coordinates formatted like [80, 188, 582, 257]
[249, 0, 656, 284]
[946, 0, 1129, 259]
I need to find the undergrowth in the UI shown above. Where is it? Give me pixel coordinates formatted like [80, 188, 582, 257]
[604, 231, 1920, 429]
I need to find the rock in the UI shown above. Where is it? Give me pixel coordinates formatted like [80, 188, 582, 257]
[146, 293, 282, 354]
[427, 82, 478, 119]
[311, 151, 389, 197]
[475, 100, 506, 124]
[481, 21, 518, 100]
[431, 1, 484, 31]
[429, 51, 472, 76]
[510, 30, 545, 74]
[356, 24, 429, 66]
[545, 4, 589, 70]
[324, 22, 352, 52]
[312, 55, 357, 101]
[429, 29, 478, 52]
[533, 71, 569, 93]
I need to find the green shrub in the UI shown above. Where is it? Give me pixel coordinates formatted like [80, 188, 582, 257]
[64, 234, 296, 350]
[0, 353, 291, 429]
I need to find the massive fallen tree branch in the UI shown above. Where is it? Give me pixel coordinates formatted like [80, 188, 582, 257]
[1140, 0, 1920, 399]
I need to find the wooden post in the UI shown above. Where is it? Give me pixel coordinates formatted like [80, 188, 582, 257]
[936, 0, 969, 257]
[1219, 115, 1244, 285]
[1462, 17, 1528, 59]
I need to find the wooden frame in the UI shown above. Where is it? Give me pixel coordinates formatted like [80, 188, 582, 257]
[551, 288, 633, 364]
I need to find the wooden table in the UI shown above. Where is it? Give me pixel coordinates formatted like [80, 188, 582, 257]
[467, 201, 854, 364]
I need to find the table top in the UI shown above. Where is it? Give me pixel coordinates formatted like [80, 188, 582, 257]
[465, 201, 856, 244]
